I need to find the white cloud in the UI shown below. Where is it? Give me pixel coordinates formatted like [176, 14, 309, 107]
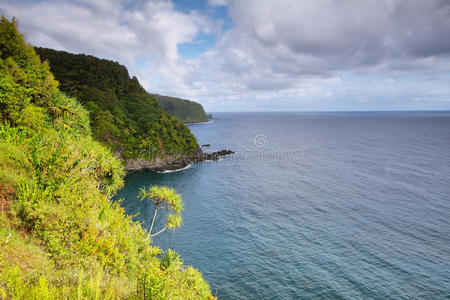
[1, 0, 450, 111]
[0, 0, 218, 96]
[186, 0, 450, 110]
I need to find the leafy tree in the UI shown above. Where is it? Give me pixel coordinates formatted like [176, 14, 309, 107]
[155, 94, 209, 123]
[139, 186, 183, 238]
[34, 47, 199, 161]
[0, 17, 58, 126]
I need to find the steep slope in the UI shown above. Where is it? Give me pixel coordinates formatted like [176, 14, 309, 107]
[0, 17, 212, 299]
[155, 94, 209, 123]
[34, 47, 199, 165]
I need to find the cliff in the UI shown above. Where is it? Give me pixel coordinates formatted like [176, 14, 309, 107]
[35, 47, 199, 164]
[155, 94, 209, 123]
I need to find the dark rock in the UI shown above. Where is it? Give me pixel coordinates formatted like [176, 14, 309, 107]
[201, 144, 211, 147]
[123, 146, 234, 173]
[194, 149, 234, 162]
[124, 155, 191, 173]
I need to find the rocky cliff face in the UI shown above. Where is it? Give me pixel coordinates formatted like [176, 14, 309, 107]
[124, 147, 234, 173]
[125, 154, 193, 173]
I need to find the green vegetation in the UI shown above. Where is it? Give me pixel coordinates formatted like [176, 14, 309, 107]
[0, 17, 213, 299]
[34, 47, 199, 161]
[155, 95, 209, 123]
[139, 186, 184, 239]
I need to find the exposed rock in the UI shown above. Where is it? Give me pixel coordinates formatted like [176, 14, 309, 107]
[201, 144, 211, 147]
[125, 155, 191, 173]
[123, 147, 234, 173]
[195, 149, 234, 161]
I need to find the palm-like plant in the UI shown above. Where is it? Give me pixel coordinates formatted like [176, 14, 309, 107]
[139, 186, 183, 239]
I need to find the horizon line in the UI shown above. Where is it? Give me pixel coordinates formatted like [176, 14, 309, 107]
[206, 109, 450, 113]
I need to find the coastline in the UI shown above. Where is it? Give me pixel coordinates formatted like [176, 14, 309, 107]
[123, 149, 234, 173]
[124, 117, 230, 173]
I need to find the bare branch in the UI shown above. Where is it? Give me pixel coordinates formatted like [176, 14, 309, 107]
[147, 208, 158, 240]
[149, 226, 167, 237]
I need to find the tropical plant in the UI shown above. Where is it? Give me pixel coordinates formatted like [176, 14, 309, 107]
[139, 186, 183, 239]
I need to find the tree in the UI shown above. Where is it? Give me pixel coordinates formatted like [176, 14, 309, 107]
[0, 17, 58, 126]
[139, 186, 183, 239]
[34, 47, 200, 162]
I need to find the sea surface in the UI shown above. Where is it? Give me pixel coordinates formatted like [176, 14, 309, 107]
[115, 112, 450, 299]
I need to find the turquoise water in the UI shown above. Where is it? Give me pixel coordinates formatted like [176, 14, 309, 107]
[115, 112, 450, 299]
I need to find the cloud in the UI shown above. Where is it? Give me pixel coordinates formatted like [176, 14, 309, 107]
[0, 0, 218, 95]
[197, 0, 450, 83]
[1, 0, 450, 110]
[184, 0, 450, 109]
[208, 0, 228, 7]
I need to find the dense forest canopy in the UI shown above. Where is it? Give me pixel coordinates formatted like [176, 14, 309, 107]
[35, 47, 199, 160]
[155, 94, 209, 123]
[0, 16, 212, 299]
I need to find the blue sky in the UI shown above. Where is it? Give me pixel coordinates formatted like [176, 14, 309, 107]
[1, 0, 450, 111]
[173, 0, 232, 60]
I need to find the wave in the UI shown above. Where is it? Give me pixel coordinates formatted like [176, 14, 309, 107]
[156, 164, 192, 173]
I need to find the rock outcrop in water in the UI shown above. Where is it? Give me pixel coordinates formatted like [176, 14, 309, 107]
[197, 149, 234, 161]
[124, 147, 234, 173]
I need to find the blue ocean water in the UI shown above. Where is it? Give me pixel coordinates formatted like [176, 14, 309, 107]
[115, 112, 450, 299]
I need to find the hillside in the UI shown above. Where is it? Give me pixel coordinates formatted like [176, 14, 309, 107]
[34, 47, 199, 163]
[0, 17, 212, 299]
[155, 94, 209, 123]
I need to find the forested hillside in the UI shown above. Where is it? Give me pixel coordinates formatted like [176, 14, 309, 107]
[35, 47, 198, 161]
[155, 94, 209, 123]
[0, 17, 212, 299]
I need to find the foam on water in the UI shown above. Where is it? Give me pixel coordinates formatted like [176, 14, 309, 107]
[156, 163, 192, 173]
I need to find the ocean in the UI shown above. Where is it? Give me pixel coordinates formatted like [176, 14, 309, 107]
[114, 112, 450, 299]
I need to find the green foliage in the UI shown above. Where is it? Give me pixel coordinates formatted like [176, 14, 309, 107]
[0, 266, 58, 299]
[139, 186, 184, 238]
[35, 47, 199, 161]
[142, 186, 184, 212]
[155, 94, 209, 123]
[0, 16, 212, 299]
[0, 17, 58, 126]
[160, 249, 182, 271]
[136, 249, 212, 300]
[0, 263, 129, 300]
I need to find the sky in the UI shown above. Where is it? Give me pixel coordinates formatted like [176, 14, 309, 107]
[1, 0, 450, 112]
